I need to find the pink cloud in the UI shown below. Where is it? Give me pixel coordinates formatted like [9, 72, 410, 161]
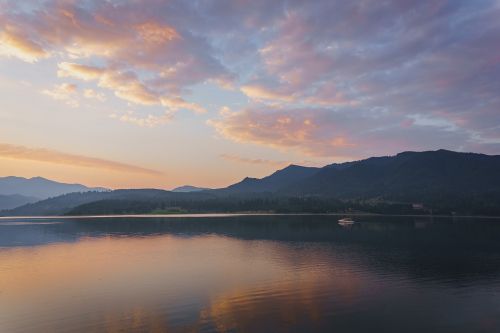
[209, 105, 484, 159]
[0, 28, 48, 62]
[209, 106, 358, 157]
[1, 0, 498, 156]
[1, 1, 230, 118]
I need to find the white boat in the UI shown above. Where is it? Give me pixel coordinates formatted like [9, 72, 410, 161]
[338, 217, 355, 226]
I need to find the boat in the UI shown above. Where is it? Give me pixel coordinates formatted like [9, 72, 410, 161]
[338, 217, 355, 226]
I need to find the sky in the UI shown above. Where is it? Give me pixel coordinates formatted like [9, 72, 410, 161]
[0, 0, 499, 189]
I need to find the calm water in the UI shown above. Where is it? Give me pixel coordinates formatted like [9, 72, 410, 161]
[1, 215, 500, 333]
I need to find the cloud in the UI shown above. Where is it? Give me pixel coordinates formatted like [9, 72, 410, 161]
[209, 106, 355, 157]
[83, 89, 105, 102]
[0, 28, 48, 63]
[1, 0, 499, 156]
[160, 97, 206, 115]
[214, 0, 500, 158]
[220, 154, 288, 167]
[110, 111, 174, 128]
[42, 83, 79, 107]
[0, 143, 162, 175]
[58, 62, 206, 114]
[1, 1, 230, 117]
[240, 85, 295, 103]
[57, 62, 161, 106]
[57, 62, 104, 81]
[209, 105, 487, 159]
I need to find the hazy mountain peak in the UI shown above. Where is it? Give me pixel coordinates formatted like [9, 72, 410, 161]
[0, 194, 40, 211]
[0, 176, 107, 200]
[172, 185, 210, 193]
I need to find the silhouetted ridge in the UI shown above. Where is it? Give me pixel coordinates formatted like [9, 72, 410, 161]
[287, 150, 500, 199]
[221, 165, 319, 193]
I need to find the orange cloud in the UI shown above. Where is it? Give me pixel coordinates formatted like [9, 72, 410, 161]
[209, 106, 358, 157]
[57, 62, 104, 81]
[0, 29, 48, 63]
[1, 2, 226, 120]
[241, 85, 295, 102]
[58, 62, 206, 114]
[0, 143, 162, 175]
[135, 22, 180, 44]
[42, 83, 79, 107]
[160, 96, 207, 114]
[83, 88, 106, 101]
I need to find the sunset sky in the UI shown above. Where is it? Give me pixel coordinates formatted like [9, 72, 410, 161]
[1, 0, 499, 189]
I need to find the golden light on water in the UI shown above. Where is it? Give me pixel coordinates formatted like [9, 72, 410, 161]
[0, 233, 369, 332]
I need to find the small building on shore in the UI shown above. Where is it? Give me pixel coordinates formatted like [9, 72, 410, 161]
[412, 203, 424, 210]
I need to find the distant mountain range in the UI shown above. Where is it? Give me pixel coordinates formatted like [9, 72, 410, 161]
[1, 150, 499, 216]
[0, 176, 107, 210]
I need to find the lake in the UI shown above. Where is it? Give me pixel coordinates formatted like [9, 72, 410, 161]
[1, 215, 500, 332]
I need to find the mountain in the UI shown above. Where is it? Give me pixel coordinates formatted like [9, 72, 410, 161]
[0, 194, 39, 210]
[0, 176, 107, 199]
[220, 150, 500, 201]
[172, 185, 210, 192]
[221, 164, 320, 193]
[286, 149, 500, 200]
[216, 149, 500, 214]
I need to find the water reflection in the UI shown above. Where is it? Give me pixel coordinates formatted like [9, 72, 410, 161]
[1, 215, 500, 332]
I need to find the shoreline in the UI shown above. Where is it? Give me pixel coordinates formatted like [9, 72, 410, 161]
[1, 212, 500, 219]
